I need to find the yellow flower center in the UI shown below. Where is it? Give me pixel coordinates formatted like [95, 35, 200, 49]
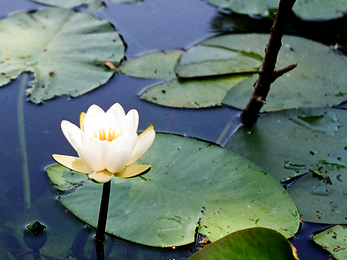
[94, 127, 120, 142]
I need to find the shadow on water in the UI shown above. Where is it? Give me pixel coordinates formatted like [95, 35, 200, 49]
[210, 10, 347, 55]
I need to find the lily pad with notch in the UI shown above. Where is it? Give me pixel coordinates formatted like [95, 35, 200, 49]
[0, 8, 125, 103]
[226, 107, 347, 224]
[46, 133, 299, 247]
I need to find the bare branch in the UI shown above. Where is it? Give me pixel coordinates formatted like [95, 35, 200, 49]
[240, 0, 296, 125]
[272, 63, 297, 81]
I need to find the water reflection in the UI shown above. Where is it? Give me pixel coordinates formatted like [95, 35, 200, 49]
[210, 10, 347, 55]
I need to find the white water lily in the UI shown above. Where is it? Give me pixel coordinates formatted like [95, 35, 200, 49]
[53, 103, 155, 183]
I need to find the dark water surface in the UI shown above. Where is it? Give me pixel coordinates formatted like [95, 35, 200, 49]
[0, 0, 343, 259]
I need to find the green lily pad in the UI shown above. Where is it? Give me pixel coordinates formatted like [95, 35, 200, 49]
[0, 8, 124, 103]
[204, 0, 347, 20]
[110, 0, 141, 2]
[32, 0, 105, 10]
[118, 50, 184, 79]
[47, 164, 87, 191]
[217, 34, 347, 111]
[143, 34, 347, 110]
[140, 75, 250, 108]
[226, 107, 347, 224]
[175, 45, 262, 78]
[47, 133, 299, 247]
[313, 225, 347, 260]
[188, 227, 297, 260]
[32, 0, 140, 9]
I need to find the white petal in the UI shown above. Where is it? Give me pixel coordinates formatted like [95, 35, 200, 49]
[89, 170, 114, 183]
[76, 134, 104, 171]
[110, 134, 138, 151]
[128, 129, 155, 165]
[94, 138, 113, 167]
[106, 103, 126, 127]
[105, 150, 132, 173]
[83, 105, 110, 135]
[86, 104, 105, 116]
[123, 109, 139, 134]
[61, 120, 82, 151]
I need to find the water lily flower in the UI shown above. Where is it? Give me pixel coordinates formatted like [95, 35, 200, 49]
[53, 103, 155, 183]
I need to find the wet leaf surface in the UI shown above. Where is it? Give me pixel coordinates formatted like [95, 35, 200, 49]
[138, 34, 347, 110]
[174, 45, 262, 78]
[313, 225, 347, 260]
[226, 107, 347, 223]
[140, 75, 250, 108]
[47, 133, 299, 247]
[119, 50, 183, 79]
[221, 34, 347, 111]
[0, 8, 124, 103]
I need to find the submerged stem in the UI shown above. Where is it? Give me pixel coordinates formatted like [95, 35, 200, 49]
[95, 181, 111, 243]
[18, 73, 31, 209]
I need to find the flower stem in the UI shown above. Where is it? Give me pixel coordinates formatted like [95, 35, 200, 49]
[95, 181, 111, 243]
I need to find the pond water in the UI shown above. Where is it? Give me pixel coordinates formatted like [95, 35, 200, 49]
[0, 0, 345, 259]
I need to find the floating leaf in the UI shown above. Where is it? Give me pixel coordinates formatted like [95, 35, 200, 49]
[217, 34, 347, 111]
[47, 133, 299, 247]
[32, 0, 140, 9]
[46, 164, 87, 191]
[140, 75, 250, 108]
[175, 45, 262, 78]
[142, 34, 347, 110]
[119, 50, 183, 79]
[110, 0, 142, 2]
[32, 0, 104, 9]
[313, 225, 347, 260]
[188, 227, 297, 260]
[226, 107, 347, 224]
[204, 0, 347, 20]
[0, 8, 125, 103]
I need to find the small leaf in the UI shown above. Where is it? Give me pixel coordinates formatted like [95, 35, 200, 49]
[119, 50, 183, 79]
[46, 164, 86, 191]
[313, 225, 347, 260]
[140, 75, 250, 108]
[175, 45, 262, 78]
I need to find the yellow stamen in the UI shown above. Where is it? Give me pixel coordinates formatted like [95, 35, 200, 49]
[94, 127, 120, 142]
